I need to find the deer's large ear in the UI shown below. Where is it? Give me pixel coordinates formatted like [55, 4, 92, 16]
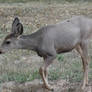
[12, 17, 23, 36]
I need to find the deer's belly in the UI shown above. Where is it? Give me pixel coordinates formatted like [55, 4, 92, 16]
[56, 47, 74, 54]
[55, 36, 80, 54]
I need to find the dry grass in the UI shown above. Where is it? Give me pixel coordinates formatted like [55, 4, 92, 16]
[0, 2, 92, 85]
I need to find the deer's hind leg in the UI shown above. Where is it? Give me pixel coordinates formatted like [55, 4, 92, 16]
[76, 42, 89, 90]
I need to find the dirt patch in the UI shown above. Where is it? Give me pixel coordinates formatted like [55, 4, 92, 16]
[1, 80, 92, 92]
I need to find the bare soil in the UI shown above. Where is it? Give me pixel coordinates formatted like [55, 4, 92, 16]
[1, 79, 92, 92]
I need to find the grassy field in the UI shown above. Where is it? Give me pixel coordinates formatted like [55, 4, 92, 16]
[0, 1, 92, 86]
[0, 0, 91, 3]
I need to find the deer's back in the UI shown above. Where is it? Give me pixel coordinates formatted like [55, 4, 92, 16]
[20, 16, 92, 55]
[40, 16, 92, 54]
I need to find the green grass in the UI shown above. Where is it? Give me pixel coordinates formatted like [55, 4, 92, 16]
[0, 70, 40, 83]
[57, 54, 83, 83]
[0, 53, 92, 84]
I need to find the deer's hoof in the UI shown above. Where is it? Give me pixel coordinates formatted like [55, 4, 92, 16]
[81, 85, 85, 90]
[43, 84, 54, 91]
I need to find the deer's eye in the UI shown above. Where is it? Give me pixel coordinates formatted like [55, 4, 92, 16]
[6, 41, 11, 45]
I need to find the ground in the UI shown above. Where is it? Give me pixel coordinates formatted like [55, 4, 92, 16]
[0, 2, 92, 92]
[1, 80, 92, 92]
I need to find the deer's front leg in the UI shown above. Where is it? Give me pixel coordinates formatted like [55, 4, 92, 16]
[39, 67, 53, 90]
[39, 55, 56, 90]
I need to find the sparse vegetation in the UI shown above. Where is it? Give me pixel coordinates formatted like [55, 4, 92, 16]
[0, 1, 92, 89]
[0, 0, 91, 3]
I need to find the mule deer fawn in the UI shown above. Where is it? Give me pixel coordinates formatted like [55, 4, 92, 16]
[0, 16, 92, 90]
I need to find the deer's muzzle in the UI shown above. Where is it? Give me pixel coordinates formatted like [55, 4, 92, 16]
[0, 50, 4, 54]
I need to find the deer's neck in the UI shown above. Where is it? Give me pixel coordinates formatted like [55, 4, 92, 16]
[18, 34, 39, 51]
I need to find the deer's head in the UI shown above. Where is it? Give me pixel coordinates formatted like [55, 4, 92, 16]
[0, 17, 24, 54]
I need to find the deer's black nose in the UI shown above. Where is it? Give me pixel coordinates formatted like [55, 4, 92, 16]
[0, 50, 3, 54]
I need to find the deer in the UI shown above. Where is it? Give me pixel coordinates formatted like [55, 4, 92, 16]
[0, 16, 92, 91]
